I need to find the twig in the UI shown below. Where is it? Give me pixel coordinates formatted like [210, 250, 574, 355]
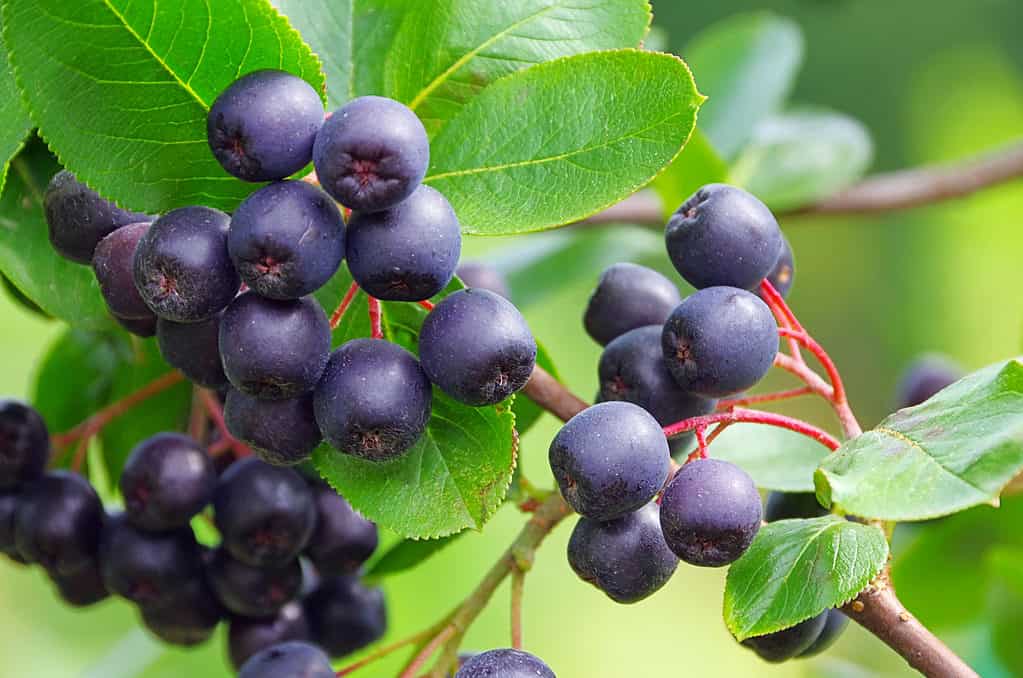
[521, 365, 589, 423]
[335, 621, 451, 676]
[510, 568, 525, 650]
[331, 282, 360, 330]
[398, 626, 456, 678]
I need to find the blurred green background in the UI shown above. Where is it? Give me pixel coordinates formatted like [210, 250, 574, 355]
[2, 0, 1022, 676]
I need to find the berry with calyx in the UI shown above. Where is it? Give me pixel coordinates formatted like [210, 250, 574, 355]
[219, 292, 330, 400]
[662, 286, 778, 398]
[92, 221, 153, 319]
[567, 502, 678, 604]
[895, 354, 964, 409]
[665, 183, 783, 291]
[206, 547, 303, 619]
[345, 185, 461, 301]
[139, 577, 224, 646]
[229, 181, 345, 299]
[314, 339, 432, 461]
[455, 649, 556, 678]
[49, 558, 110, 607]
[764, 491, 829, 522]
[214, 457, 316, 567]
[120, 433, 217, 531]
[305, 483, 378, 576]
[0, 399, 50, 489]
[224, 389, 322, 466]
[741, 611, 828, 662]
[133, 206, 239, 323]
[14, 471, 103, 574]
[798, 609, 849, 657]
[456, 261, 511, 299]
[659, 458, 761, 567]
[208, 70, 324, 182]
[313, 96, 429, 211]
[43, 170, 150, 264]
[113, 311, 158, 338]
[229, 601, 310, 670]
[304, 575, 386, 658]
[584, 263, 681, 346]
[156, 314, 228, 389]
[766, 235, 795, 298]
[419, 289, 537, 406]
[238, 641, 334, 678]
[549, 401, 670, 522]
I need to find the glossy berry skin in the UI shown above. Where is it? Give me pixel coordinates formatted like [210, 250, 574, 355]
[229, 181, 345, 299]
[314, 339, 432, 461]
[766, 235, 795, 298]
[238, 641, 335, 678]
[92, 222, 152, 318]
[799, 609, 849, 657]
[549, 402, 670, 522]
[229, 601, 310, 670]
[567, 502, 678, 604]
[304, 576, 386, 658]
[313, 96, 430, 211]
[455, 649, 556, 678]
[742, 611, 828, 662]
[764, 491, 829, 522]
[50, 559, 110, 607]
[120, 433, 217, 531]
[665, 183, 784, 291]
[140, 578, 224, 646]
[583, 263, 681, 346]
[206, 548, 303, 619]
[99, 514, 203, 607]
[456, 261, 511, 299]
[419, 289, 537, 406]
[214, 457, 316, 567]
[224, 389, 322, 466]
[896, 354, 963, 409]
[0, 399, 50, 489]
[662, 286, 778, 398]
[156, 314, 227, 389]
[660, 458, 761, 567]
[208, 70, 324, 182]
[305, 483, 379, 575]
[133, 206, 240, 323]
[15, 471, 103, 574]
[43, 170, 150, 264]
[219, 292, 330, 400]
[114, 311, 158, 338]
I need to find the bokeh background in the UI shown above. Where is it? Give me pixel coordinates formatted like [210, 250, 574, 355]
[1, 0, 1022, 676]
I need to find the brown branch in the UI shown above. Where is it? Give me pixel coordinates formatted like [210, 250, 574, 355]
[521, 365, 588, 423]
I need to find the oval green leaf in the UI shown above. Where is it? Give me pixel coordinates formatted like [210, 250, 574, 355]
[0, 36, 32, 193]
[712, 423, 830, 492]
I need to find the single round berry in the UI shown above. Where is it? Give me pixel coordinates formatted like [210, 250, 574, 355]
[49, 559, 110, 607]
[208, 70, 324, 182]
[206, 547, 303, 619]
[661, 286, 778, 398]
[741, 611, 828, 662]
[214, 457, 316, 567]
[764, 491, 829, 522]
[798, 609, 849, 658]
[659, 458, 762, 567]
[113, 311, 158, 337]
[0, 399, 50, 489]
[419, 289, 537, 406]
[120, 432, 217, 531]
[238, 641, 334, 678]
[455, 649, 556, 678]
[313, 96, 429, 211]
[224, 389, 322, 466]
[549, 402, 670, 522]
[304, 576, 386, 658]
[2, 274, 49, 318]
[456, 261, 511, 299]
[305, 483, 378, 575]
[139, 578, 224, 646]
[665, 183, 784, 291]
[583, 263, 681, 346]
[896, 354, 964, 409]
[92, 222, 153, 318]
[765, 235, 795, 298]
[345, 185, 461, 301]
[43, 170, 150, 264]
[229, 601, 311, 670]
[219, 292, 331, 400]
[229, 181, 345, 299]
[0, 490, 21, 560]
[99, 514, 203, 607]
[133, 206, 240, 323]
[14, 471, 103, 574]
[567, 502, 678, 604]
[156, 313, 228, 389]
[314, 339, 432, 461]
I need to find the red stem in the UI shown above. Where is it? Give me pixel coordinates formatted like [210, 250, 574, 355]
[778, 327, 848, 404]
[716, 386, 814, 410]
[663, 408, 841, 452]
[368, 296, 384, 339]
[331, 282, 360, 330]
[199, 390, 251, 458]
[418, 300, 435, 312]
[760, 279, 804, 332]
[705, 421, 731, 444]
[773, 353, 834, 400]
[694, 426, 709, 459]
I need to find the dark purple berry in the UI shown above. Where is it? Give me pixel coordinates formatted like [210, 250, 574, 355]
[305, 483, 378, 576]
[229, 181, 345, 299]
[229, 601, 310, 670]
[99, 514, 203, 606]
[314, 339, 432, 461]
[0, 399, 49, 489]
[238, 641, 334, 678]
[313, 96, 429, 211]
[419, 289, 536, 406]
[49, 558, 110, 607]
[741, 611, 828, 662]
[549, 402, 670, 522]
[206, 547, 303, 619]
[456, 261, 510, 299]
[895, 354, 964, 409]
[92, 222, 153, 318]
[764, 491, 829, 522]
[224, 389, 322, 466]
[156, 313, 228, 389]
[583, 263, 681, 346]
[139, 578, 224, 646]
[120, 433, 217, 531]
[208, 70, 324, 182]
[765, 235, 795, 298]
[0, 490, 21, 560]
[455, 649, 556, 678]
[304, 576, 386, 658]
[798, 609, 849, 657]
[113, 311, 158, 337]
[14, 471, 103, 574]
[659, 458, 762, 567]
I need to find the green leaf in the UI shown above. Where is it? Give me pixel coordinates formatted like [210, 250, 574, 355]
[425, 49, 703, 235]
[724, 516, 888, 641]
[730, 109, 873, 212]
[3, 0, 325, 214]
[365, 531, 466, 579]
[0, 136, 114, 329]
[816, 359, 1023, 521]
[711, 423, 830, 492]
[650, 127, 728, 218]
[0, 36, 32, 194]
[684, 12, 803, 159]
[510, 339, 557, 435]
